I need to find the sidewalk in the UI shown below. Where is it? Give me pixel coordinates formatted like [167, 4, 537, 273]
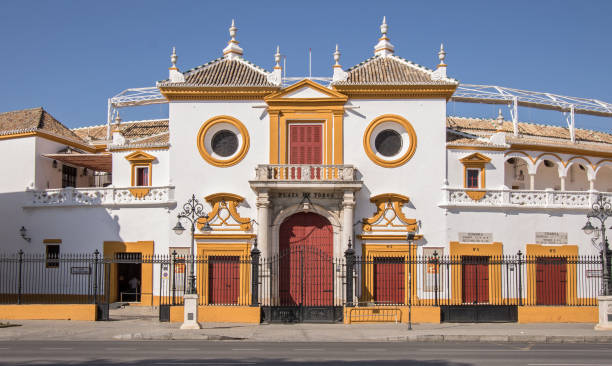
[1, 318, 611, 343]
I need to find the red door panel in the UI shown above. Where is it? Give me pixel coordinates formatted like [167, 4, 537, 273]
[374, 257, 405, 304]
[208, 256, 239, 305]
[536, 257, 567, 305]
[289, 124, 323, 179]
[279, 212, 333, 306]
[462, 256, 489, 304]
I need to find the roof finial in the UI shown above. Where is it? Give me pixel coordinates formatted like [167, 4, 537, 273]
[495, 108, 504, 130]
[438, 43, 446, 67]
[170, 46, 177, 69]
[274, 45, 281, 70]
[223, 19, 244, 59]
[333, 44, 341, 67]
[374, 16, 394, 57]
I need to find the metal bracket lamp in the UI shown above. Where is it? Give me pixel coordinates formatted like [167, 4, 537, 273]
[19, 226, 31, 243]
[582, 194, 612, 296]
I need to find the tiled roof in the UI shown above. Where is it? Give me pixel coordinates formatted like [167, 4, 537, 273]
[446, 116, 612, 153]
[158, 57, 277, 87]
[333, 55, 458, 86]
[447, 116, 612, 145]
[0, 107, 85, 143]
[72, 119, 169, 144]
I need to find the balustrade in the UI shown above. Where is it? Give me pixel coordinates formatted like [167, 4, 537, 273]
[26, 186, 175, 207]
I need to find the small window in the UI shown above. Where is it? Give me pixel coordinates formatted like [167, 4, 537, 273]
[211, 130, 239, 157]
[374, 129, 402, 157]
[466, 169, 480, 188]
[46, 244, 60, 268]
[135, 166, 149, 186]
[62, 165, 77, 188]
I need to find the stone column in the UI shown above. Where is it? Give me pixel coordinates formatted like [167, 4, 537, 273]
[341, 191, 355, 255]
[560, 176, 566, 191]
[529, 173, 536, 190]
[256, 191, 271, 258]
[589, 179, 595, 191]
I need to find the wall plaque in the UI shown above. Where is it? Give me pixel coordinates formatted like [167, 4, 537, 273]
[535, 232, 568, 245]
[458, 232, 492, 243]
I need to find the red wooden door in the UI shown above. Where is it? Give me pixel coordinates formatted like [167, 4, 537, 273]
[289, 124, 323, 164]
[279, 212, 333, 306]
[536, 257, 567, 305]
[208, 256, 240, 304]
[374, 257, 405, 304]
[462, 256, 489, 304]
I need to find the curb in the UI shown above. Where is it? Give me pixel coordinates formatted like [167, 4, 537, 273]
[113, 333, 244, 341]
[386, 334, 612, 343]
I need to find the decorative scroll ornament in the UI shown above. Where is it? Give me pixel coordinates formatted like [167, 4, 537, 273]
[362, 193, 417, 233]
[197, 193, 252, 231]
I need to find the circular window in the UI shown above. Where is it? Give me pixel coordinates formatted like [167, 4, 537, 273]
[211, 130, 238, 157]
[197, 116, 250, 167]
[363, 114, 417, 168]
[374, 129, 402, 157]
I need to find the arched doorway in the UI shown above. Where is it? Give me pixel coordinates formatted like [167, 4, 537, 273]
[278, 212, 333, 307]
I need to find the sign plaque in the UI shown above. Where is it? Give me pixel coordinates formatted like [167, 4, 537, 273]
[535, 232, 568, 245]
[458, 232, 492, 243]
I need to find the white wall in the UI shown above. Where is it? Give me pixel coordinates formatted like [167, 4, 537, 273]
[112, 149, 170, 187]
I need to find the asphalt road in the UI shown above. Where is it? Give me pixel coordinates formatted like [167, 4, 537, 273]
[0, 341, 611, 366]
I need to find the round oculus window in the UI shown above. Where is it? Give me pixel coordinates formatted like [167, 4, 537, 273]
[374, 129, 402, 157]
[211, 130, 239, 157]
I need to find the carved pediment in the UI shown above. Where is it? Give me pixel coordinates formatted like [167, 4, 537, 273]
[459, 152, 491, 166]
[125, 150, 156, 163]
[264, 79, 348, 106]
[362, 193, 417, 233]
[197, 193, 252, 232]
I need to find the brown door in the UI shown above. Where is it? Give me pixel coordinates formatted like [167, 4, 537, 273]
[279, 212, 333, 306]
[208, 256, 240, 304]
[374, 257, 405, 304]
[536, 257, 567, 305]
[462, 256, 489, 304]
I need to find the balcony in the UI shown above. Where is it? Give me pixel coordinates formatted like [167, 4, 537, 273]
[249, 164, 362, 191]
[441, 187, 611, 210]
[25, 186, 175, 208]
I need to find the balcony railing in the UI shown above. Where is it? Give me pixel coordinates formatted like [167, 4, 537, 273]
[254, 164, 356, 182]
[25, 186, 175, 207]
[441, 187, 611, 209]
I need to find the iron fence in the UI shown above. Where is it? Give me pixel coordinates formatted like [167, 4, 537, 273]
[0, 250, 603, 308]
[348, 253, 602, 307]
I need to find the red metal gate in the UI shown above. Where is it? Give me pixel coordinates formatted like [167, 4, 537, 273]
[536, 257, 567, 305]
[279, 212, 333, 306]
[462, 256, 489, 304]
[208, 256, 240, 305]
[373, 257, 405, 304]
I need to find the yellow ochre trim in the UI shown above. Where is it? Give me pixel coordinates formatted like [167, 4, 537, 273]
[460, 152, 490, 189]
[0, 304, 97, 321]
[332, 84, 457, 100]
[525, 244, 579, 306]
[196, 115, 250, 167]
[358, 234, 423, 240]
[465, 191, 487, 201]
[197, 193, 252, 231]
[363, 114, 417, 168]
[43, 239, 62, 244]
[158, 86, 279, 101]
[194, 233, 256, 240]
[169, 305, 260, 323]
[103, 241, 154, 306]
[0, 131, 96, 153]
[449, 241, 504, 304]
[517, 306, 597, 323]
[129, 188, 151, 199]
[362, 193, 417, 233]
[126, 150, 155, 188]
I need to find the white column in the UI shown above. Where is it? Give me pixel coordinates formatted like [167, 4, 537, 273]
[341, 191, 355, 255]
[256, 191, 271, 258]
[589, 179, 595, 191]
[529, 174, 536, 190]
[560, 176, 566, 191]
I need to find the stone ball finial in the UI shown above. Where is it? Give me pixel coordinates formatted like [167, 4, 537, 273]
[438, 43, 446, 65]
[334, 44, 341, 66]
[381, 16, 388, 36]
[171, 46, 177, 68]
[229, 19, 237, 41]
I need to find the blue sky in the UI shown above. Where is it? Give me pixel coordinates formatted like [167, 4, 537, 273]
[0, 0, 610, 131]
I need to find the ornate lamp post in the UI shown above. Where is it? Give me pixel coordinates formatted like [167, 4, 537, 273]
[582, 195, 612, 330]
[582, 195, 612, 296]
[173, 194, 212, 295]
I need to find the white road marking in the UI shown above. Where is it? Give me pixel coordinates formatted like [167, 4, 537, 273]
[294, 348, 324, 351]
[105, 347, 137, 351]
[40, 347, 73, 350]
[231, 348, 262, 351]
[0, 347, 9, 350]
[358, 348, 387, 351]
[528, 364, 612, 366]
[173, 348, 200, 351]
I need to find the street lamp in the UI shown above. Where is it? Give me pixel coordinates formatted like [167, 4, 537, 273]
[173, 194, 212, 294]
[582, 194, 612, 296]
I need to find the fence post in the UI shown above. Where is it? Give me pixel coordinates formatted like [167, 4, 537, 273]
[517, 250, 523, 306]
[17, 250, 23, 305]
[93, 249, 99, 304]
[250, 239, 261, 307]
[344, 238, 355, 307]
[433, 251, 439, 307]
[171, 250, 177, 306]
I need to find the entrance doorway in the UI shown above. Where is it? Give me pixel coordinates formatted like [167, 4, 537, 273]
[116, 253, 142, 302]
[373, 257, 405, 304]
[462, 256, 489, 304]
[536, 257, 567, 305]
[263, 212, 341, 322]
